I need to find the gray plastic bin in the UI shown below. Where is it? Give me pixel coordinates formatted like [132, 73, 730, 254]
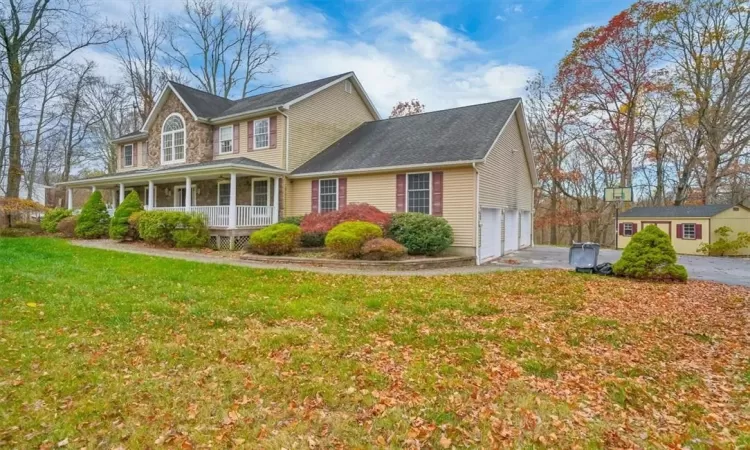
[569, 242, 601, 273]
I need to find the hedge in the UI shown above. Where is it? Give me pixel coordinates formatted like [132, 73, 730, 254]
[388, 213, 453, 255]
[41, 208, 72, 233]
[248, 223, 302, 255]
[137, 210, 209, 247]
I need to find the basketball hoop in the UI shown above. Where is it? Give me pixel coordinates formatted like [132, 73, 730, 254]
[604, 187, 633, 249]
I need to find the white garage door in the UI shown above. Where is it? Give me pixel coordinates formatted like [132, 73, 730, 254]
[479, 208, 502, 262]
[520, 211, 532, 248]
[504, 209, 519, 253]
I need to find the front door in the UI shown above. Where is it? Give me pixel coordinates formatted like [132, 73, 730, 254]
[174, 186, 197, 207]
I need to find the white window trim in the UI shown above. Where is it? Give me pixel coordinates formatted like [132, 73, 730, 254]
[219, 125, 234, 154]
[173, 184, 197, 207]
[251, 177, 271, 206]
[217, 181, 230, 206]
[318, 178, 339, 212]
[405, 172, 432, 215]
[253, 118, 270, 150]
[683, 223, 696, 240]
[623, 223, 634, 237]
[161, 113, 187, 165]
[123, 144, 134, 167]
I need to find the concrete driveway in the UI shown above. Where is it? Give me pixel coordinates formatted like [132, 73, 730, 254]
[492, 245, 750, 287]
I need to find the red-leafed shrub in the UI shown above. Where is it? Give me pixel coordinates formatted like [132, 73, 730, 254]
[301, 203, 391, 234]
[361, 238, 406, 260]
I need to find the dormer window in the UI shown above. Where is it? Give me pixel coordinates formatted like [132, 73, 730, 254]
[162, 114, 186, 164]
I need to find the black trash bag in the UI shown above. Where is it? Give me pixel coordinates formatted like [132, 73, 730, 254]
[594, 262, 614, 276]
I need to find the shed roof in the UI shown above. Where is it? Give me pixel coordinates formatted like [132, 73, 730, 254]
[619, 205, 740, 218]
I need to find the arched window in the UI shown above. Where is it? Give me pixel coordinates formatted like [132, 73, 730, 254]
[161, 114, 185, 164]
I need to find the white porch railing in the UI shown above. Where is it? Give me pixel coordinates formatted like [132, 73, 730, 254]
[151, 205, 274, 229]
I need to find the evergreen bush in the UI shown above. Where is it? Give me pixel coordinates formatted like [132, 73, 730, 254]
[388, 212, 453, 255]
[109, 191, 143, 240]
[325, 221, 382, 258]
[612, 225, 688, 281]
[74, 191, 110, 239]
[248, 223, 302, 255]
[41, 208, 72, 233]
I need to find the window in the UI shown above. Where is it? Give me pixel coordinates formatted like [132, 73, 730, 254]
[219, 126, 233, 154]
[254, 118, 269, 149]
[162, 114, 186, 164]
[623, 223, 634, 237]
[344, 80, 352, 94]
[217, 182, 230, 206]
[123, 144, 133, 167]
[319, 179, 338, 212]
[252, 179, 270, 206]
[683, 223, 696, 240]
[174, 185, 196, 207]
[407, 173, 431, 214]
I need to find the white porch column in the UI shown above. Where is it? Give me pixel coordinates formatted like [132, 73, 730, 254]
[229, 172, 237, 229]
[273, 177, 280, 223]
[147, 180, 155, 210]
[119, 183, 125, 204]
[91, 186, 96, 192]
[67, 188, 73, 209]
[185, 177, 192, 212]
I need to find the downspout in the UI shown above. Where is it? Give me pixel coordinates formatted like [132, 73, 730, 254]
[276, 106, 290, 171]
[473, 161, 480, 265]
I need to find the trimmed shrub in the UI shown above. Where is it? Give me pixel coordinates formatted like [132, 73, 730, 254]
[280, 215, 303, 226]
[57, 216, 78, 238]
[0, 197, 46, 228]
[249, 223, 302, 255]
[613, 225, 688, 281]
[325, 221, 383, 258]
[109, 191, 143, 240]
[301, 231, 326, 248]
[173, 214, 209, 248]
[74, 191, 110, 239]
[0, 227, 34, 237]
[388, 212, 453, 255]
[697, 226, 750, 256]
[361, 238, 407, 260]
[137, 211, 208, 247]
[41, 208, 72, 233]
[301, 203, 391, 234]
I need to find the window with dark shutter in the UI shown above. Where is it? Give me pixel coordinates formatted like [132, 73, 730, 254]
[406, 173, 431, 214]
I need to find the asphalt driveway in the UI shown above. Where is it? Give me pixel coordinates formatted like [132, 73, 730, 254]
[492, 245, 750, 287]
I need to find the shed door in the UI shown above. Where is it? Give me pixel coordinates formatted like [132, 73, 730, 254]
[480, 208, 502, 262]
[504, 209, 519, 253]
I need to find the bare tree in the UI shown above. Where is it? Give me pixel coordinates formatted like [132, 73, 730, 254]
[60, 62, 98, 181]
[114, 1, 167, 124]
[0, 0, 121, 197]
[86, 79, 135, 173]
[166, 0, 277, 98]
[664, 0, 750, 203]
[390, 99, 426, 118]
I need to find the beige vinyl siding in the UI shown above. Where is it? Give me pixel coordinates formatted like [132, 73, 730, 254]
[710, 207, 750, 256]
[117, 140, 148, 172]
[477, 109, 533, 212]
[213, 114, 285, 168]
[286, 80, 376, 171]
[616, 218, 710, 255]
[287, 167, 477, 248]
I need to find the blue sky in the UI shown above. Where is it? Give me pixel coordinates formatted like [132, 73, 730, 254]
[94, 0, 632, 117]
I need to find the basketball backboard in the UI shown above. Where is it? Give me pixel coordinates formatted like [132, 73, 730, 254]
[604, 187, 633, 202]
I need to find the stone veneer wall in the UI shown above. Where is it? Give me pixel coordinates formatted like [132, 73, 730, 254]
[146, 91, 213, 167]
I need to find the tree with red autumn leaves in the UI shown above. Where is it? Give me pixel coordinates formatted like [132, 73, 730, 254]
[389, 100, 426, 118]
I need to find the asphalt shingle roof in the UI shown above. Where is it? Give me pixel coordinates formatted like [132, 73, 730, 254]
[619, 205, 737, 218]
[292, 98, 521, 175]
[74, 157, 280, 181]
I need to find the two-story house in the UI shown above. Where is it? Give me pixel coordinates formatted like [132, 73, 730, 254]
[58, 72, 537, 262]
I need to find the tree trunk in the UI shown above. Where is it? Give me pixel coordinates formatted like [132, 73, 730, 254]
[550, 184, 558, 245]
[62, 90, 83, 182]
[5, 57, 24, 198]
[27, 79, 51, 200]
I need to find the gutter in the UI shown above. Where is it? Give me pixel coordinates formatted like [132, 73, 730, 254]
[290, 159, 482, 179]
[57, 162, 288, 187]
[207, 105, 284, 125]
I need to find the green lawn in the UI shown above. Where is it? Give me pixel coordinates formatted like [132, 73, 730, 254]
[1, 238, 748, 448]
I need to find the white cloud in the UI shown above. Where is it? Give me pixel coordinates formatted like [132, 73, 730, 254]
[372, 13, 482, 61]
[496, 15, 506, 21]
[256, 5, 327, 41]
[506, 4, 524, 13]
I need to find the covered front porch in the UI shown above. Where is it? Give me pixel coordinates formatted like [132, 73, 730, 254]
[61, 160, 286, 231]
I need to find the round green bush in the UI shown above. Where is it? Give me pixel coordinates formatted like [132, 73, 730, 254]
[109, 191, 143, 240]
[613, 224, 688, 281]
[325, 221, 382, 258]
[361, 238, 406, 260]
[41, 208, 72, 233]
[388, 213, 453, 255]
[74, 191, 110, 239]
[173, 214, 209, 248]
[137, 211, 207, 247]
[249, 223, 302, 255]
